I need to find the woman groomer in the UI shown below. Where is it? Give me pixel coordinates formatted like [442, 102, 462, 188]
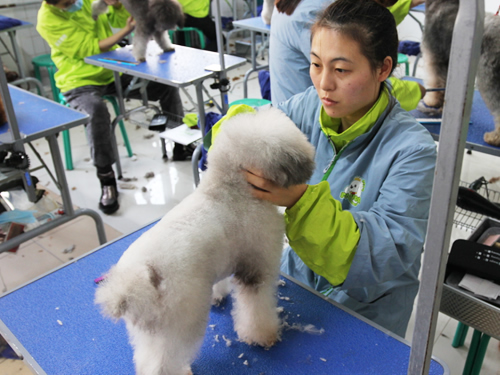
[245, 0, 436, 337]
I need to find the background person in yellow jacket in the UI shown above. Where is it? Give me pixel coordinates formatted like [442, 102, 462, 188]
[177, 0, 225, 52]
[37, 0, 185, 215]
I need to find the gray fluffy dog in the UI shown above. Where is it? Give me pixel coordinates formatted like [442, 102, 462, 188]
[92, 0, 184, 62]
[95, 107, 315, 375]
[421, 0, 500, 146]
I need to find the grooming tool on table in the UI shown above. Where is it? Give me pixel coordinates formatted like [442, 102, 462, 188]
[97, 58, 140, 66]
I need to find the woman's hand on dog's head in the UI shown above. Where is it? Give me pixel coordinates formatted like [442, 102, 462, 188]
[243, 169, 308, 209]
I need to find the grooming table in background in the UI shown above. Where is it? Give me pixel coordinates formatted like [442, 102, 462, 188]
[0, 85, 106, 254]
[0, 223, 449, 375]
[232, 17, 271, 98]
[85, 44, 246, 179]
[0, 15, 45, 93]
[85, 44, 246, 135]
[407, 77, 500, 157]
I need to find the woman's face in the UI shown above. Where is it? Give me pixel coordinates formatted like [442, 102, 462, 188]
[310, 27, 391, 129]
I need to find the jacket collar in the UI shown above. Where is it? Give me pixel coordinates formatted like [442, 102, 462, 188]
[319, 85, 394, 152]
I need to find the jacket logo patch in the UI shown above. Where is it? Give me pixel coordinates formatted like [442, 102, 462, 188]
[340, 177, 365, 206]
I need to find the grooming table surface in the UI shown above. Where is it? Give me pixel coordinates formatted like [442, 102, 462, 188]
[0, 224, 448, 375]
[407, 77, 500, 157]
[232, 16, 271, 33]
[84, 44, 246, 88]
[0, 85, 88, 144]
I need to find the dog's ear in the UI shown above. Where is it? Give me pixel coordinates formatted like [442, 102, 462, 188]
[265, 146, 315, 188]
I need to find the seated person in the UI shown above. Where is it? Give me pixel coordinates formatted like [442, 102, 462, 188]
[177, 0, 225, 52]
[37, 0, 186, 215]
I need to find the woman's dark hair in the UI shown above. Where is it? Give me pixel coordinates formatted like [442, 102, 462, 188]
[276, 0, 303, 15]
[45, 0, 62, 4]
[311, 0, 399, 75]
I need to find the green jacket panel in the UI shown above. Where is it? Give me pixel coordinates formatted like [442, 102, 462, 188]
[388, 0, 412, 25]
[37, 0, 130, 93]
[177, 0, 210, 18]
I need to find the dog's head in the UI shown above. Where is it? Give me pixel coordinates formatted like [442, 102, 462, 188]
[207, 107, 315, 188]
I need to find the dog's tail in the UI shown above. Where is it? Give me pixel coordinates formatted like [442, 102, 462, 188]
[149, 0, 185, 30]
[95, 263, 165, 327]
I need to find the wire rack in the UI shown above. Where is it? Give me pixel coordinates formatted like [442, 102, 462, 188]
[453, 180, 500, 231]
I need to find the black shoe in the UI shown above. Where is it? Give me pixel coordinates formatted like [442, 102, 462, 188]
[97, 170, 119, 214]
[173, 142, 195, 161]
[99, 185, 119, 214]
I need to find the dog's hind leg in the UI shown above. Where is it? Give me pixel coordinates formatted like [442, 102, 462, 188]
[421, 44, 446, 110]
[125, 294, 211, 375]
[231, 271, 280, 347]
[154, 30, 175, 52]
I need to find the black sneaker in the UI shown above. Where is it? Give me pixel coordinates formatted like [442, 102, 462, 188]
[173, 142, 195, 161]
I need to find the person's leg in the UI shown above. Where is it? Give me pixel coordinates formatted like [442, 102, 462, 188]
[63, 85, 120, 214]
[145, 82, 196, 160]
[120, 76, 193, 160]
[184, 14, 225, 52]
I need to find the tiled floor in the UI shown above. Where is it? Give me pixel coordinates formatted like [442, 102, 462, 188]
[1, 50, 500, 374]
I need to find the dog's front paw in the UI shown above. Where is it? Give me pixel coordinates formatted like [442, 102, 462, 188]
[417, 100, 443, 116]
[211, 278, 232, 306]
[132, 54, 146, 63]
[239, 329, 280, 348]
[484, 129, 500, 146]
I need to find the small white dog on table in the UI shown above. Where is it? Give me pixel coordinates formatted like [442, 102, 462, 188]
[95, 106, 316, 375]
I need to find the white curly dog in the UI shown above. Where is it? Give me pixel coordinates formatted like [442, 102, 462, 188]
[95, 107, 316, 375]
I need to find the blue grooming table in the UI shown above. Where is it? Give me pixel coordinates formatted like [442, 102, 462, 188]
[0, 15, 32, 80]
[406, 77, 500, 157]
[85, 44, 246, 134]
[0, 85, 106, 253]
[0, 16, 45, 93]
[85, 44, 246, 177]
[0, 85, 88, 143]
[232, 17, 271, 98]
[0, 222, 449, 374]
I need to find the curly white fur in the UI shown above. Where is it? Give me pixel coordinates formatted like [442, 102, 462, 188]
[95, 107, 315, 375]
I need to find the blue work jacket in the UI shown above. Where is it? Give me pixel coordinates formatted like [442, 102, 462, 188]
[279, 86, 437, 337]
